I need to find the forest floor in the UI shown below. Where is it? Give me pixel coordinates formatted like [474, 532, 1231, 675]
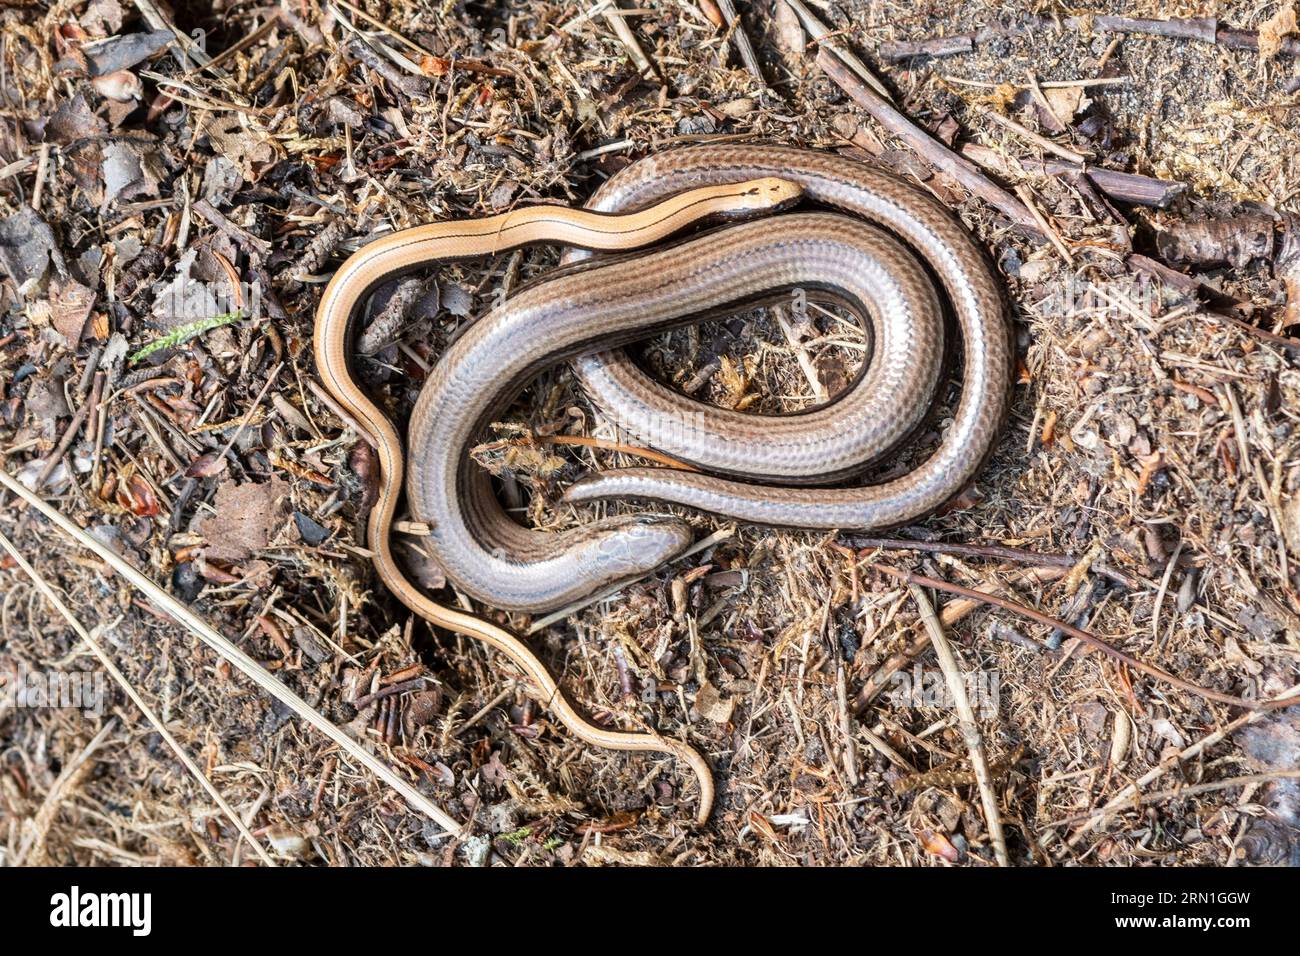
[2, 0, 1300, 866]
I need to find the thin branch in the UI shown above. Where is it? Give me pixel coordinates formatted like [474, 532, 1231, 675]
[908, 584, 1010, 867]
[0, 529, 276, 866]
[1063, 680, 1300, 848]
[1046, 769, 1300, 830]
[0, 467, 464, 838]
[815, 47, 1046, 238]
[873, 564, 1298, 712]
[854, 564, 1069, 712]
[844, 535, 1141, 588]
[535, 434, 699, 471]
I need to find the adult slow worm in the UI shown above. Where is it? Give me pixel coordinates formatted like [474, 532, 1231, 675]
[406, 145, 1010, 609]
[315, 145, 1012, 825]
[315, 176, 802, 825]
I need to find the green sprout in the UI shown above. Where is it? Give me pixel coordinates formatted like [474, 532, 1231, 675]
[129, 310, 242, 365]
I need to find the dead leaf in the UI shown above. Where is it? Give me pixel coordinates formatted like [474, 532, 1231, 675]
[102, 140, 161, 206]
[150, 249, 224, 330]
[271, 393, 314, 436]
[200, 114, 276, 182]
[488, 179, 518, 210]
[24, 378, 70, 438]
[692, 680, 736, 723]
[80, 0, 125, 36]
[199, 476, 292, 562]
[0, 207, 64, 292]
[1043, 86, 1088, 125]
[1260, 1, 1298, 61]
[44, 93, 105, 144]
[49, 277, 96, 346]
[441, 282, 474, 317]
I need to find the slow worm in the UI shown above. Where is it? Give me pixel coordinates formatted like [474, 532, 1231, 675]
[315, 145, 1012, 825]
[315, 176, 802, 825]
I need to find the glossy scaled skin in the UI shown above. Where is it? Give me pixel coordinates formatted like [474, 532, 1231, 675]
[315, 177, 803, 826]
[406, 146, 1010, 610]
[562, 144, 1012, 525]
[315, 146, 1010, 826]
[406, 213, 945, 611]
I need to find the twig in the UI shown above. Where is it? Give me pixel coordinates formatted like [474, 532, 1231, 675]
[854, 565, 1069, 712]
[331, 0, 433, 61]
[970, 102, 1088, 164]
[188, 17, 276, 75]
[537, 434, 699, 471]
[210, 361, 284, 466]
[29, 143, 48, 212]
[1129, 255, 1300, 354]
[307, 377, 375, 444]
[872, 565, 1297, 712]
[844, 535, 1140, 589]
[1062, 681, 1300, 847]
[1015, 183, 1074, 263]
[943, 74, 1133, 91]
[858, 722, 915, 772]
[835, 664, 859, 785]
[192, 199, 272, 260]
[1046, 769, 1300, 829]
[0, 468, 464, 838]
[783, 0, 891, 99]
[959, 143, 1185, 208]
[775, 306, 828, 402]
[350, 676, 430, 711]
[1151, 541, 1183, 644]
[716, 0, 766, 87]
[815, 47, 1045, 238]
[28, 372, 101, 493]
[0, 529, 276, 866]
[455, 683, 516, 737]
[602, 1, 657, 79]
[908, 583, 1010, 867]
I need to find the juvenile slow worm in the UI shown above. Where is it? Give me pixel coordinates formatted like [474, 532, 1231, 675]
[315, 176, 803, 826]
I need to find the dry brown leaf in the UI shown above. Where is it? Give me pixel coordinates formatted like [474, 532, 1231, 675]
[48, 276, 96, 347]
[692, 680, 735, 724]
[200, 114, 276, 182]
[199, 475, 292, 562]
[1260, 2, 1298, 61]
[1043, 85, 1088, 123]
